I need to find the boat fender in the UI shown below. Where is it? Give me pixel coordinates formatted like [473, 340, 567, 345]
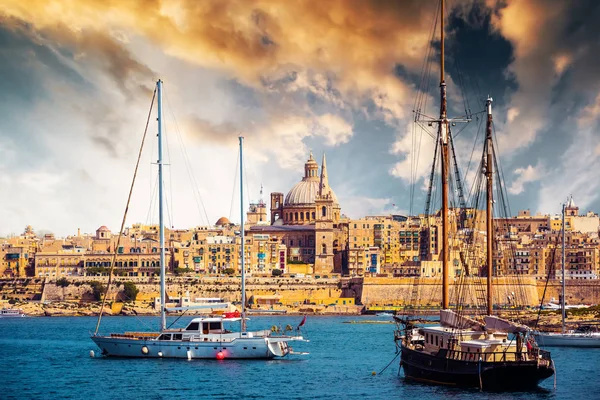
[158, 351, 163, 357]
[89, 350, 95, 358]
[141, 346, 149, 355]
[216, 351, 225, 360]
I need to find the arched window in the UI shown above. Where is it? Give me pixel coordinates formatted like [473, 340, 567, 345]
[321, 206, 327, 217]
[305, 212, 309, 220]
[312, 212, 316, 220]
[300, 212, 304, 221]
[322, 243, 327, 254]
[295, 212, 299, 221]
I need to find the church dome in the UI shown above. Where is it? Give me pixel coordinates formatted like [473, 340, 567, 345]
[215, 217, 231, 226]
[283, 152, 339, 206]
[284, 180, 321, 206]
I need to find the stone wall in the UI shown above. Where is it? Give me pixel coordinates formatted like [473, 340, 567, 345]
[360, 276, 541, 307]
[39, 276, 342, 304]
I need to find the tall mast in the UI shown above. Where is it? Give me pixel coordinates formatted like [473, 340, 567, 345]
[485, 96, 494, 316]
[561, 201, 566, 334]
[439, 0, 450, 310]
[239, 136, 247, 332]
[157, 79, 166, 331]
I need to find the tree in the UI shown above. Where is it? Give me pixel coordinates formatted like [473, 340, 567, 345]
[56, 277, 70, 287]
[88, 281, 106, 301]
[223, 268, 236, 276]
[272, 269, 283, 277]
[122, 281, 139, 302]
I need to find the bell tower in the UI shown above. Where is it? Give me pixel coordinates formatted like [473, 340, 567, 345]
[314, 153, 335, 274]
[270, 192, 284, 224]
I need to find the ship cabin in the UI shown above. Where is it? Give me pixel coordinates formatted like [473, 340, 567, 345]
[419, 326, 521, 362]
[158, 317, 242, 341]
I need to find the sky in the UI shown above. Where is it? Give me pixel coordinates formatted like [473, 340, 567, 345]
[1, 0, 599, 237]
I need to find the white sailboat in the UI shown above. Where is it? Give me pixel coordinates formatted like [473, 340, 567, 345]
[90, 79, 308, 359]
[534, 197, 600, 347]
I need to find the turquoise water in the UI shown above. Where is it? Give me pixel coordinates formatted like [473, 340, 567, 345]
[0, 315, 597, 399]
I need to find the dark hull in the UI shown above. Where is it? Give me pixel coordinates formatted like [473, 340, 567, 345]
[400, 345, 554, 390]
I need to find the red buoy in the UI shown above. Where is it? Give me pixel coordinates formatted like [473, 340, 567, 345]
[216, 351, 225, 360]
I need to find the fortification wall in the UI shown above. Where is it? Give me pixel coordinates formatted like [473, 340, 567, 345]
[360, 277, 541, 307]
[40, 276, 341, 304]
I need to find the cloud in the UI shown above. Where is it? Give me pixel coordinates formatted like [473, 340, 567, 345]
[185, 112, 352, 170]
[508, 164, 541, 195]
[340, 195, 402, 219]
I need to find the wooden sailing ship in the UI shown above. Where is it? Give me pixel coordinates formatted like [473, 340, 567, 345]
[394, 0, 555, 390]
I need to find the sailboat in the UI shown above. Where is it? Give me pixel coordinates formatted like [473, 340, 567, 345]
[394, 1, 554, 390]
[90, 79, 308, 359]
[534, 198, 600, 347]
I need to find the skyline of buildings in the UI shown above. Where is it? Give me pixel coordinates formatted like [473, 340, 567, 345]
[2, 152, 600, 281]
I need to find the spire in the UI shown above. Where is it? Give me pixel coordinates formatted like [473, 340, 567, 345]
[319, 153, 329, 197]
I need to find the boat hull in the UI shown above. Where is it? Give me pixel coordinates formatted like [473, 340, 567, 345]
[534, 332, 600, 347]
[400, 345, 554, 390]
[91, 335, 289, 359]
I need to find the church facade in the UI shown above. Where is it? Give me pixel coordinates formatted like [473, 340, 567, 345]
[247, 153, 345, 275]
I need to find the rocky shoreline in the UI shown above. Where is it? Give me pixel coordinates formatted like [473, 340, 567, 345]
[8, 300, 364, 317]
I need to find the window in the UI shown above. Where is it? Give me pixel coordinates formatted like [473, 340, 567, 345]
[322, 206, 326, 217]
[186, 322, 200, 331]
[209, 322, 221, 330]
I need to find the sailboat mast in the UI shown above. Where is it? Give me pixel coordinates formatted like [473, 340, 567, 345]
[439, 0, 450, 310]
[157, 79, 167, 332]
[562, 201, 566, 334]
[239, 136, 247, 332]
[485, 97, 494, 316]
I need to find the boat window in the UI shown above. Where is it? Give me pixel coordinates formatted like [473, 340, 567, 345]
[173, 334, 182, 340]
[425, 333, 428, 343]
[435, 336, 438, 346]
[209, 322, 221, 331]
[186, 322, 200, 331]
[159, 334, 171, 341]
[203, 323, 210, 334]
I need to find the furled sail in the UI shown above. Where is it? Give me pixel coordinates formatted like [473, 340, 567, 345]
[484, 315, 528, 333]
[440, 309, 485, 331]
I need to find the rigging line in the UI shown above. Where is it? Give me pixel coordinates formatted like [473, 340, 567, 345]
[229, 146, 240, 222]
[449, 131, 466, 210]
[163, 117, 175, 228]
[94, 86, 156, 335]
[463, 108, 485, 202]
[413, 0, 439, 113]
[145, 174, 160, 225]
[163, 86, 211, 226]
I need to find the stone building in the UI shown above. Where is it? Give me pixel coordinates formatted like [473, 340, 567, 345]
[251, 152, 343, 275]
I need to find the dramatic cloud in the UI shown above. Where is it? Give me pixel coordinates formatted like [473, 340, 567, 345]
[1, 0, 600, 236]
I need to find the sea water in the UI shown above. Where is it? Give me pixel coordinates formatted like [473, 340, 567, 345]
[0, 315, 597, 399]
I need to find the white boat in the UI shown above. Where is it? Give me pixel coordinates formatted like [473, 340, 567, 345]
[91, 80, 308, 359]
[534, 197, 600, 347]
[375, 312, 393, 317]
[535, 330, 600, 347]
[0, 308, 26, 318]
